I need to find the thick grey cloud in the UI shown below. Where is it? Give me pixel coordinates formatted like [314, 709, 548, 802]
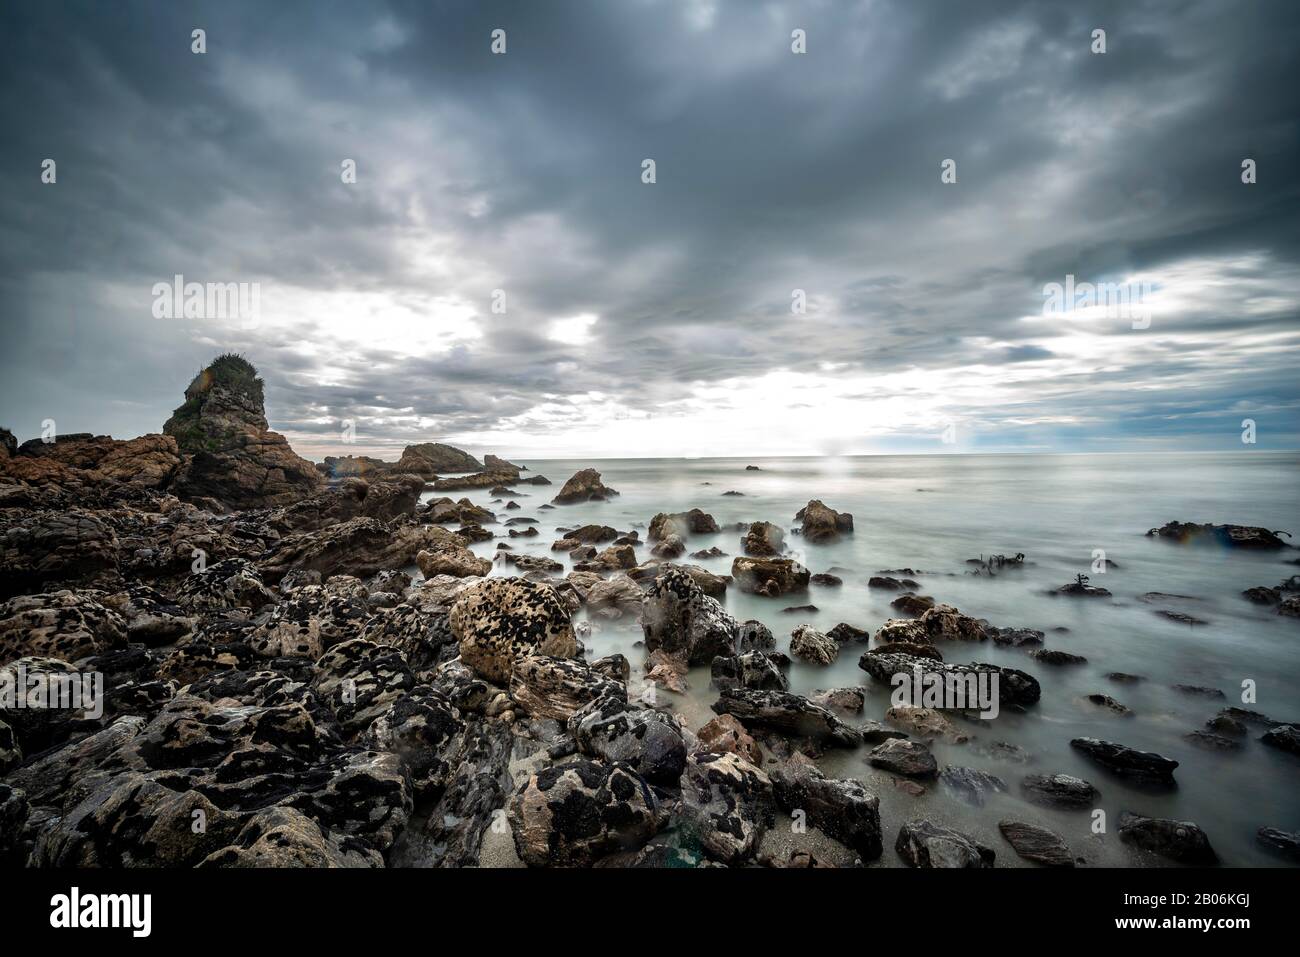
[1, 0, 1297, 458]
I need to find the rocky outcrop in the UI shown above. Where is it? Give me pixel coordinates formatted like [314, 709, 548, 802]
[449, 578, 578, 684]
[259, 518, 457, 583]
[552, 468, 619, 505]
[795, 500, 854, 543]
[395, 443, 482, 476]
[1145, 521, 1291, 549]
[0, 433, 182, 494]
[164, 355, 322, 508]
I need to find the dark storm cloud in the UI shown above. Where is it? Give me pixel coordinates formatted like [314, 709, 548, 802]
[1, 0, 1297, 456]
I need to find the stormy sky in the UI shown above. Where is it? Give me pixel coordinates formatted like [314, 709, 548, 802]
[2, 0, 1298, 460]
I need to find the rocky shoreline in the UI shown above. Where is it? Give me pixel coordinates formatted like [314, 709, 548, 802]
[1, 356, 1297, 869]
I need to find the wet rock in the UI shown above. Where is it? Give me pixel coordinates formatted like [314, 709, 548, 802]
[509, 655, 625, 721]
[794, 500, 854, 543]
[0, 508, 121, 599]
[1086, 693, 1133, 716]
[0, 590, 127, 664]
[260, 518, 452, 583]
[738, 620, 776, 652]
[789, 624, 838, 665]
[568, 698, 686, 785]
[552, 468, 619, 505]
[989, 626, 1044, 647]
[311, 638, 416, 736]
[648, 509, 719, 541]
[1184, 730, 1241, 751]
[508, 759, 659, 866]
[650, 534, 686, 559]
[772, 752, 881, 860]
[581, 576, 645, 618]
[885, 706, 969, 744]
[896, 819, 995, 868]
[627, 561, 728, 599]
[164, 355, 323, 508]
[711, 651, 788, 692]
[712, 688, 860, 747]
[740, 521, 785, 557]
[859, 652, 1041, 708]
[449, 578, 578, 684]
[1070, 737, 1178, 784]
[200, 806, 384, 868]
[939, 766, 1007, 806]
[891, 594, 935, 617]
[868, 738, 938, 778]
[811, 687, 865, 715]
[1242, 586, 1281, 605]
[691, 546, 727, 559]
[680, 751, 775, 864]
[641, 567, 740, 666]
[1261, 724, 1300, 755]
[1054, 576, 1112, 597]
[361, 686, 464, 799]
[696, 714, 762, 764]
[1028, 649, 1087, 666]
[917, 603, 988, 642]
[502, 553, 565, 576]
[1145, 521, 1290, 550]
[1171, 684, 1224, 699]
[973, 741, 1031, 764]
[1118, 811, 1217, 864]
[1020, 773, 1099, 809]
[1106, 672, 1145, 684]
[1256, 826, 1300, 862]
[827, 622, 870, 643]
[731, 556, 810, 596]
[1279, 596, 1300, 618]
[998, 820, 1074, 867]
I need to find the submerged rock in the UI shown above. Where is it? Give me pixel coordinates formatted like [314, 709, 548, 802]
[1145, 521, 1291, 550]
[1070, 737, 1178, 784]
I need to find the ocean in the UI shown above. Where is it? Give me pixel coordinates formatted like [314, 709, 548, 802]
[422, 450, 1300, 866]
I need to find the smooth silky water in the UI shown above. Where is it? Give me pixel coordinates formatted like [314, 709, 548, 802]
[422, 451, 1300, 866]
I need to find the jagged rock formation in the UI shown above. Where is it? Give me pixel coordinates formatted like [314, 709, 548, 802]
[163, 354, 322, 508]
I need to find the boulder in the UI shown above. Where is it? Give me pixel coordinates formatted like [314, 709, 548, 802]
[710, 651, 788, 692]
[696, 714, 762, 764]
[449, 578, 578, 684]
[896, 819, 995, 868]
[1118, 811, 1218, 864]
[648, 509, 719, 541]
[680, 751, 775, 864]
[789, 624, 838, 665]
[641, 567, 740, 666]
[712, 688, 859, 746]
[939, 766, 1007, 806]
[859, 651, 1041, 708]
[1020, 773, 1099, 809]
[568, 697, 687, 785]
[998, 820, 1074, 867]
[794, 500, 854, 543]
[771, 753, 882, 860]
[509, 760, 660, 867]
[867, 739, 938, 778]
[731, 556, 810, 596]
[552, 468, 619, 505]
[740, 521, 784, 556]
[1070, 737, 1178, 784]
